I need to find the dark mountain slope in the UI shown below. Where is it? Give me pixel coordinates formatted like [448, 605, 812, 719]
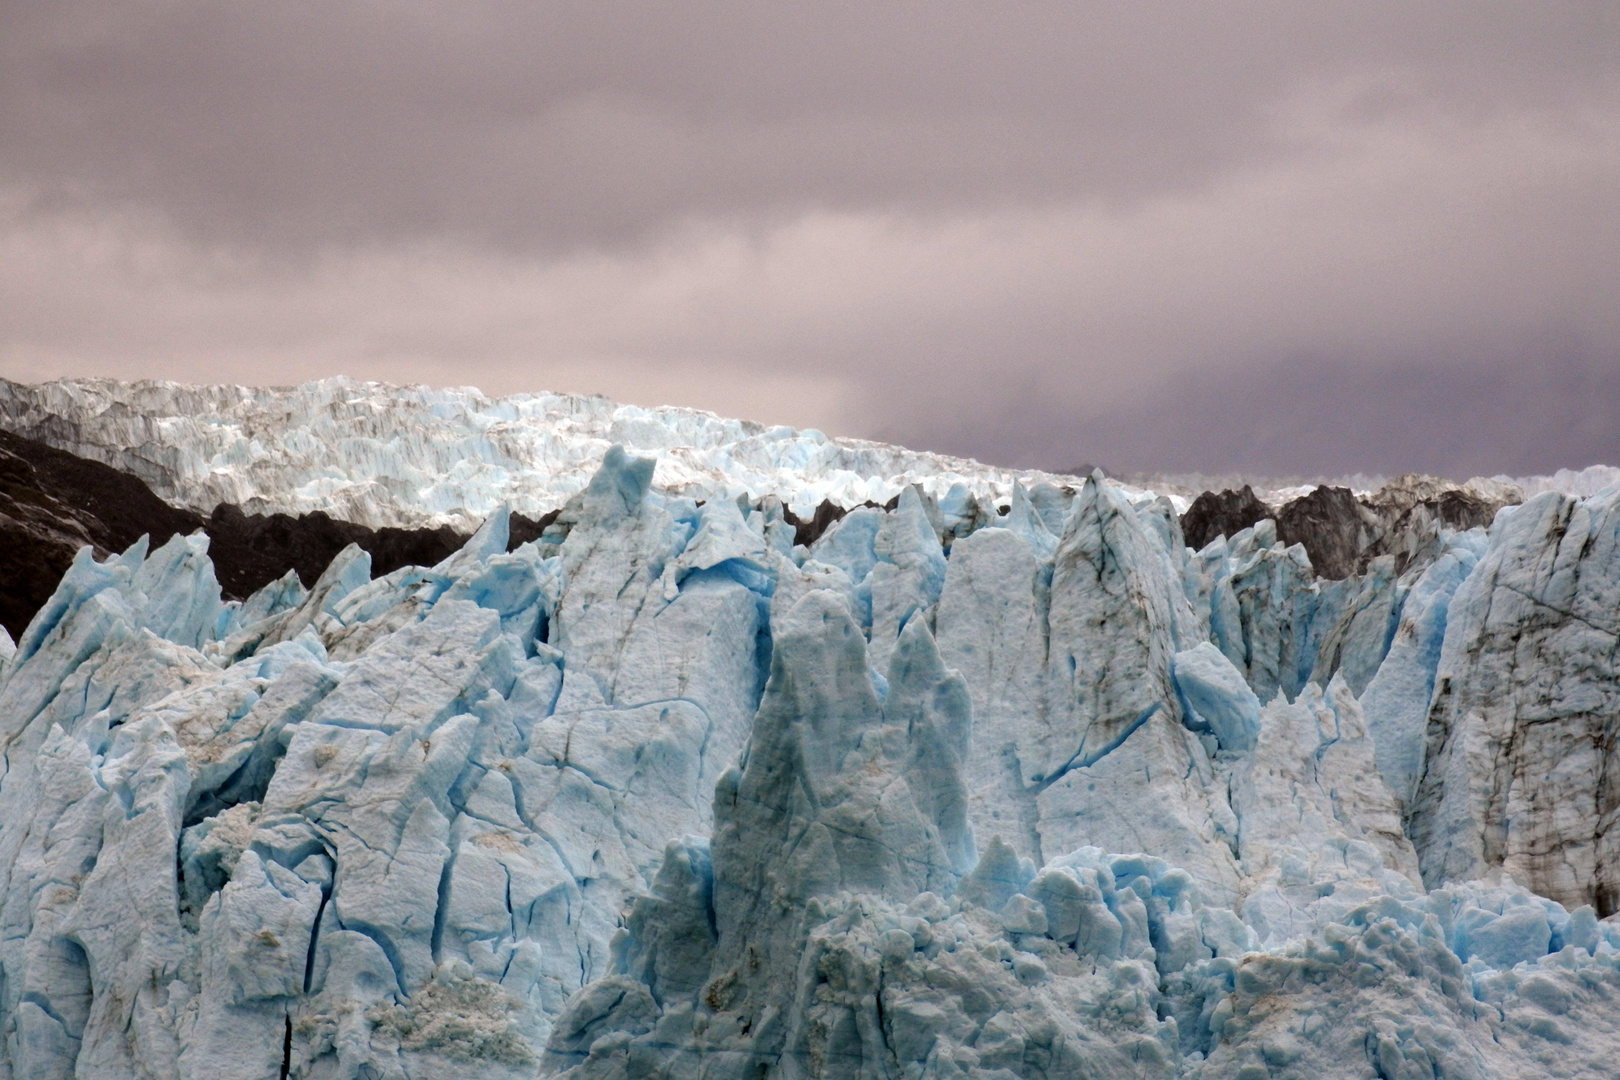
[0, 429, 471, 640]
[202, 504, 465, 599]
[1, 428, 202, 638]
[1181, 485, 1272, 553]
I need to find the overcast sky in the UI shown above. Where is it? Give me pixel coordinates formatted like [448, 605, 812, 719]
[1, 2, 1615, 478]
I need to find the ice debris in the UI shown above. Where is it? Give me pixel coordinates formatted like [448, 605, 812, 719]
[0, 444, 1617, 1078]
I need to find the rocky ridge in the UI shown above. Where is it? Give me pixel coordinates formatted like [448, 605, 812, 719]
[1182, 477, 1515, 581]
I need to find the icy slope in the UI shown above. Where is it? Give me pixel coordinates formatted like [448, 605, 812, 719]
[1, 435, 1618, 1078]
[0, 377, 1112, 532]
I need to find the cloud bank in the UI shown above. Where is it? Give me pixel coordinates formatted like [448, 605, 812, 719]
[1, 2, 1615, 476]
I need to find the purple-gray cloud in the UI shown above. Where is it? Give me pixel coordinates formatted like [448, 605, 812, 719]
[892, 348, 1620, 480]
[0, 2, 1615, 478]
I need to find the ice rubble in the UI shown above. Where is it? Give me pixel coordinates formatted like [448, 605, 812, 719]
[0, 443, 1618, 1079]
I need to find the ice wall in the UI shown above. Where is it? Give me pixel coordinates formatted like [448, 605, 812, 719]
[1, 445, 1618, 1079]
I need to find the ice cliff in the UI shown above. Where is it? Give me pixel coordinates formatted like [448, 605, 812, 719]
[1, 413, 1619, 1077]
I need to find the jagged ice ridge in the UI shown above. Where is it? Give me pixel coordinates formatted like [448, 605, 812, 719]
[0, 378, 1134, 533]
[6, 376, 1606, 535]
[0, 387, 1618, 1078]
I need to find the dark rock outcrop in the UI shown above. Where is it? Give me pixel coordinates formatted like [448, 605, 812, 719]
[1180, 476, 1516, 582]
[1275, 486, 1387, 580]
[1427, 490, 1499, 530]
[1376, 488, 1500, 536]
[0, 429, 482, 639]
[781, 498, 850, 548]
[1283, 479, 1516, 580]
[1180, 485, 1273, 553]
[202, 504, 466, 600]
[509, 509, 561, 549]
[1, 428, 203, 639]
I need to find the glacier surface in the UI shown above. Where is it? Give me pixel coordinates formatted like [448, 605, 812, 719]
[0, 408, 1618, 1076]
[4, 376, 1594, 539]
[0, 378, 1135, 533]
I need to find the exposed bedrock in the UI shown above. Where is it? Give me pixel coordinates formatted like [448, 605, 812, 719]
[1179, 485, 1271, 554]
[0, 428, 201, 639]
[1274, 486, 1386, 580]
[203, 504, 469, 599]
[1180, 475, 1518, 583]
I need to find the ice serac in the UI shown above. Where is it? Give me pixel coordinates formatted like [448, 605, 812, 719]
[1411, 487, 1620, 914]
[538, 446, 767, 906]
[932, 475, 1238, 901]
[0, 535, 329, 1079]
[0, 445, 780, 1078]
[542, 590, 975, 1077]
[936, 524, 1049, 859]
[548, 605, 1620, 1079]
[1358, 530, 1486, 807]
[1230, 678, 1422, 946]
[1032, 478, 1245, 904]
[1042, 473, 1185, 776]
[866, 487, 948, 672]
[544, 592, 1210, 1080]
[713, 592, 964, 917]
[1171, 642, 1259, 753]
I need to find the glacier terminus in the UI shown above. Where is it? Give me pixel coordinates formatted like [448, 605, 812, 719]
[0, 379, 1618, 1079]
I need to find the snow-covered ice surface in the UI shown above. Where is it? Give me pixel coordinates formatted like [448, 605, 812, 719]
[0, 375, 1595, 531]
[0, 377, 1153, 531]
[2, 383, 1620, 1078]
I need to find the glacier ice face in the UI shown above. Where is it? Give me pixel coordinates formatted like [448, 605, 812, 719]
[0, 432, 1618, 1079]
[1171, 643, 1260, 753]
[1410, 488, 1620, 914]
[1358, 531, 1487, 808]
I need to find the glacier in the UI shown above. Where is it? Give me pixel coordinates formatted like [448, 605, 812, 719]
[0, 391, 1618, 1077]
[0, 376, 1581, 537]
[0, 378, 1132, 533]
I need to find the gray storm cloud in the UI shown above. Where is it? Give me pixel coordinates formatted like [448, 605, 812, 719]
[1, 1, 1615, 476]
